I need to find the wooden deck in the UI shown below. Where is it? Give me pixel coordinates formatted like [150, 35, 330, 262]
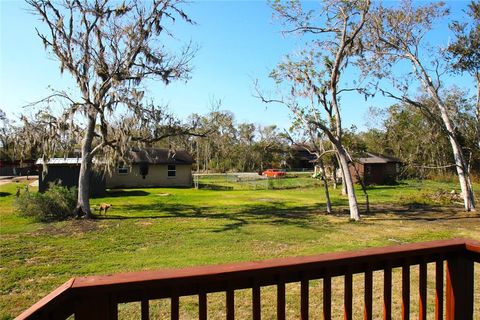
[17, 238, 480, 319]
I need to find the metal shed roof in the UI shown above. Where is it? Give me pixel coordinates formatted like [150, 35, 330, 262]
[35, 158, 81, 165]
[356, 153, 401, 164]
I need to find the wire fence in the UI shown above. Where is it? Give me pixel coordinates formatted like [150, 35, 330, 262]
[192, 172, 321, 191]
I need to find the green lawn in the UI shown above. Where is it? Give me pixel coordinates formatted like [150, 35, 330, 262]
[1, 178, 479, 319]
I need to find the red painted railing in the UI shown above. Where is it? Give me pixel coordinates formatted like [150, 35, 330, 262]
[17, 238, 479, 319]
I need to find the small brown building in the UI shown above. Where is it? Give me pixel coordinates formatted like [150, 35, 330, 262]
[106, 149, 194, 188]
[349, 153, 401, 185]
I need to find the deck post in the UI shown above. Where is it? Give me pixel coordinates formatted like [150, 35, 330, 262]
[446, 253, 474, 320]
[74, 294, 117, 320]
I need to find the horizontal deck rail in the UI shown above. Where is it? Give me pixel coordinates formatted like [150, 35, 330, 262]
[17, 238, 480, 319]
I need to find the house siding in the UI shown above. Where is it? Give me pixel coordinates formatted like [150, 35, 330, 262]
[349, 162, 399, 185]
[106, 164, 192, 188]
[38, 164, 106, 196]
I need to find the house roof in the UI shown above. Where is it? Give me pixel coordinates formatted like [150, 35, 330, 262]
[356, 153, 401, 164]
[130, 149, 194, 165]
[35, 149, 194, 166]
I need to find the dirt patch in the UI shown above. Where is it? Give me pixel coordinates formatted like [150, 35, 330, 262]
[35, 219, 99, 236]
[156, 193, 171, 196]
[136, 221, 153, 227]
[257, 198, 276, 202]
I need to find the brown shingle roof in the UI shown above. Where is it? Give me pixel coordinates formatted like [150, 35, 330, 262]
[130, 148, 194, 165]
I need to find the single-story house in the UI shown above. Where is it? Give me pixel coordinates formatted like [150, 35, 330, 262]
[287, 145, 317, 171]
[349, 152, 401, 185]
[106, 148, 194, 188]
[36, 158, 106, 196]
[36, 149, 194, 194]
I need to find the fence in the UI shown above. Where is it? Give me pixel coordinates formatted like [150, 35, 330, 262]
[193, 172, 319, 191]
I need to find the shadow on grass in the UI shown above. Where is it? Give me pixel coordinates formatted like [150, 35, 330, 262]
[197, 183, 234, 191]
[0, 192, 12, 197]
[105, 190, 151, 197]
[96, 200, 334, 232]
[363, 203, 480, 222]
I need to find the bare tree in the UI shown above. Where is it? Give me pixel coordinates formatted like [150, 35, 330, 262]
[258, 0, 371, 220]
[27, 0, 197, 217]
[446, 0, 480, 146]
[365, 0, 476, 211]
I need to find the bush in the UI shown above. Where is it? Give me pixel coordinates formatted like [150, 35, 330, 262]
[15, 184, 77, 222]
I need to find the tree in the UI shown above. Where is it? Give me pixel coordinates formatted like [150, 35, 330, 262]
[258, 0, 371, 220]
[447, 0, 480, 146]
[27, 0, 197, 217]
[0, 109, 13, 161]
[365, 0, 476, 211]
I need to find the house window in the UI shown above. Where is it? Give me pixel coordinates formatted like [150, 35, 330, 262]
[118, 166, 129, 175]
[167, 164, 176, 177]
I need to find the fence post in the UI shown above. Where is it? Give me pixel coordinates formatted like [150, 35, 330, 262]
[446, 253, 474, 320]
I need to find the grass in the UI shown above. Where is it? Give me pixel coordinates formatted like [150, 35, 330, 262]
[1, 177, 479, 319]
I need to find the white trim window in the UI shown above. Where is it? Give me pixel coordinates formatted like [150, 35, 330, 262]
[167, 164, 176, 177]
[118, 166, 129, 175]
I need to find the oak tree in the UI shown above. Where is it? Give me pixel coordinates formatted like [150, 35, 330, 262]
[28, 0, 197, 217]
[259, 0, 371, 220]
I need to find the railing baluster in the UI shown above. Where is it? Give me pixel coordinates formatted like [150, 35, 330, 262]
[323, 275, 331, 320]
[383, 264, 392, 320]
[364, 269, 373, 320]
[171, 294, 179, 320]
[199, 291, 207, 320]
[301, 279, 309, 320]
[402, 264, 410, 320]
[344, 271, 352, 320]
[419, 261, 427, 320]
[446, 254, 474, 320]
[141, 299, 149, 320]
[226, 289, 235, 320]
[253, 284, 261, 320]
[435, 260, 443, 320]
[277, 281, 286, 320]
[75, 295, 118, 320]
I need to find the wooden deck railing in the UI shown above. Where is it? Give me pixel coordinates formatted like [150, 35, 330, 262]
[17, 238, 479, 320]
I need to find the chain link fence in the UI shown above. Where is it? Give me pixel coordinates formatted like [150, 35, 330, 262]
[193, 172, 321, 190]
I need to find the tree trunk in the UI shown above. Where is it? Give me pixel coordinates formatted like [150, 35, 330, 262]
[349, 157, 370, 214]
[432, 96, 476, 211]
[412, 58, 476, 212]
[332, 165, 338, 189]
[335, 146, 360, 220]
[336, 153, 348, 195]
[320, 161, 332, 214]
[75, 115, 96, 218]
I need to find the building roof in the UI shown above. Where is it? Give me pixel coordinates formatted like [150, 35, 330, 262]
[35, 149, 194, 166]
[356, 153, 401, 164]
[35, 158, 82, 165]
[130, 148, 194, 165]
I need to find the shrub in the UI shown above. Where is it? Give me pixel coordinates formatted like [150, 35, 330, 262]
[15, 184, 77, 222]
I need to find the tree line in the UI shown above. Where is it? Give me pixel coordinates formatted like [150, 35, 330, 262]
[0, 0, 478, 219]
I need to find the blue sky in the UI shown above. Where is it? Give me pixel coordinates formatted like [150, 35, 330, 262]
[0, 0, 475, 131]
